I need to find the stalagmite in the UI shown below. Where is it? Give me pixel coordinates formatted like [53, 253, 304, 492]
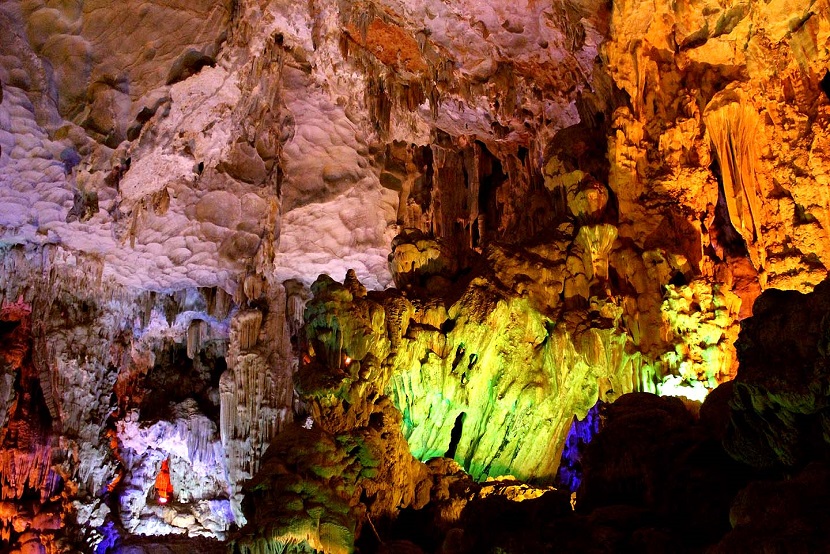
[231, 310, 262, 354]
[219, 277, 294, 524]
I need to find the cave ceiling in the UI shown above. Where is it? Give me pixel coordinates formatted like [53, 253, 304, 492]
[0, 0, 614, 290]
[2, 0, 827, 292]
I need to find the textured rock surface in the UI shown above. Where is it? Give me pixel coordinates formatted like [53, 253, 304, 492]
[1, 0, 830, 551]
[724, 278, 830, 469]
[606, 0, 830, 294]
[0, 246, 299, 550]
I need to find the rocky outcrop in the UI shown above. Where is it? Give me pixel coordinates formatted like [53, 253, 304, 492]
[235, 272, 431, 553]
[300, 247, 736, 489]
[724, 278, 830, 469]
[714, 462, 830, 553]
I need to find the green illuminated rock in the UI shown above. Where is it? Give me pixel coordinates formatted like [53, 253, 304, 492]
[303, 268, 653, 483]
[299, 226, 744, 484]
[240, 272, 431, 553]
[387, 277, 644, 482]
[237, 221, 748, 551]
[233, 426, 359, 554]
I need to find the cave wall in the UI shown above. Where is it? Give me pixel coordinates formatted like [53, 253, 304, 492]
[0, 0, 829, 551]
[0, 246, 301, 550]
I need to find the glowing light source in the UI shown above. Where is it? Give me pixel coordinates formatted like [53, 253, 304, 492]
[154, 458, 174, 505]
[657, 375, 710, 402]
[344, 356, 352, 366]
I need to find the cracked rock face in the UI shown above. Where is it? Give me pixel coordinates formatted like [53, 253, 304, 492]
[1, 0, 830, 552]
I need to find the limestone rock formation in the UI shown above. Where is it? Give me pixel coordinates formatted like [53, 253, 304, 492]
[724, 278, 830, 469]
[605, 0, 830, 294]
[1, 0, 830, 551]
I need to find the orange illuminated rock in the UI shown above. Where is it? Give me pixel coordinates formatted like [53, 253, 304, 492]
[345, 18, 428, 74]
[154, 459, 174, 505]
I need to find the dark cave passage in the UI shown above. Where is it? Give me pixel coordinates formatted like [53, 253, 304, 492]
[446, 412, 466, 459]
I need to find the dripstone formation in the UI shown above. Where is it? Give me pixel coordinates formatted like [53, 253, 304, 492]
[1, 0, 829, 552]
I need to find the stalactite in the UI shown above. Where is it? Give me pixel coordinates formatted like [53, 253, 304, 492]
[218, 369, 236, 448]
[337, 1, 460, 137]
[186, 319, 207, 360]
[31, 334, 58, 425]
[574, 224, 619, 284]
[207, 287, 232, 320]
[283, 280, 309, 339]
[0, 396, 56, 502]
[427, 140, 480, 263]
[428, 82, 440, 120]
[704, 94, 765, 269]
[243, 274, 266, 304]
[368, 75, 392, 136]
[464, 142, 482, 249]
[137, 292, 151, 331]
[393, 80, 426, 112]
[496, 151, 534, 238]
[175, 411, 218, 468]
